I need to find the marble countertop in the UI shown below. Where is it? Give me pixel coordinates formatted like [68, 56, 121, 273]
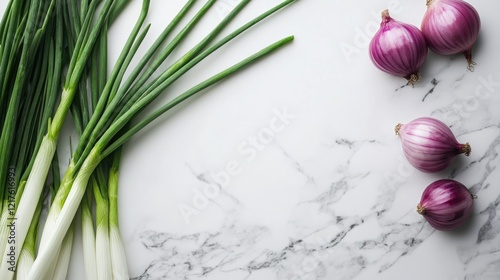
[6, 0, 498, 279]
[106, 1, 500, 279]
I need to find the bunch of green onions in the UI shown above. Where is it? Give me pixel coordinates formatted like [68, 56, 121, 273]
[0, 0, 295, 279]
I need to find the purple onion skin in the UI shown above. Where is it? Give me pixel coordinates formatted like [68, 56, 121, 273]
[369, 10, 428, 86]
[421, 0, 480, 69]
[395, 117, 471, 173]
[417, 179, 474, 231]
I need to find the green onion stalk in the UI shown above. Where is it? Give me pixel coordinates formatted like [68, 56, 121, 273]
[57, 1, 134, 277]
[81, 186, 96, 279]
[108, 149, 129, 279]
[15, 198, 42, 280]
[50, 221, 74, 280]
[95, 168, 113, 279]
[17, 155, 60, 280]
[0, 0, 116, 278]
[18, 147, 62, 280]
[80, 2, 197, 278]
[0, 0, 58, 207]
[82, 1, 139, 275]
[16, 155, 60, 280]
[34, 1, 147, 273]
[80, 24, 111, 280]
[0, 0, 62, 276]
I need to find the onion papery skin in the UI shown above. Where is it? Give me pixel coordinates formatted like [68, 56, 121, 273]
[417, 179, 474, 231]
[421, 0, 480, 69]
[369, 9, 428, 86]
[395, 117, 470, 173]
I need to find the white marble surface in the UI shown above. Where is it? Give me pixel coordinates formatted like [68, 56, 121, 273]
[4, 0, 500, 279]
[98, 1, 500, 279]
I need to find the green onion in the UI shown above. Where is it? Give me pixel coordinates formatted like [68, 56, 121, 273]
[0, 0, 63, 278]
[108, 149, 129, 279]
[15, 198, 41, 280]
[93, 172, 112, 280]
[50, 223, 74, 280]
[81, 186, 97, 280]
[0, 1, 116, 278]
[0, 0, 296, 278]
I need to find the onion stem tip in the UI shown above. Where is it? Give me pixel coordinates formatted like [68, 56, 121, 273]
[395, 123, 402, 135]
[381, 9, 390, 17]
[462, 143, 471, 156]
[405, 73, 421, 87]
[467, 60, 476, 72]
[417, 203, 426, 215]
[381, 9, 391, 22]
[464, 50, 476, 71]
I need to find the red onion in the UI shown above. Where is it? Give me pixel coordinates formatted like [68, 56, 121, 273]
[395, 117, 470, 173]
[421, 0, 481, 70]
[369, 9, 428, 86]
[417, 179, 475, 231]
